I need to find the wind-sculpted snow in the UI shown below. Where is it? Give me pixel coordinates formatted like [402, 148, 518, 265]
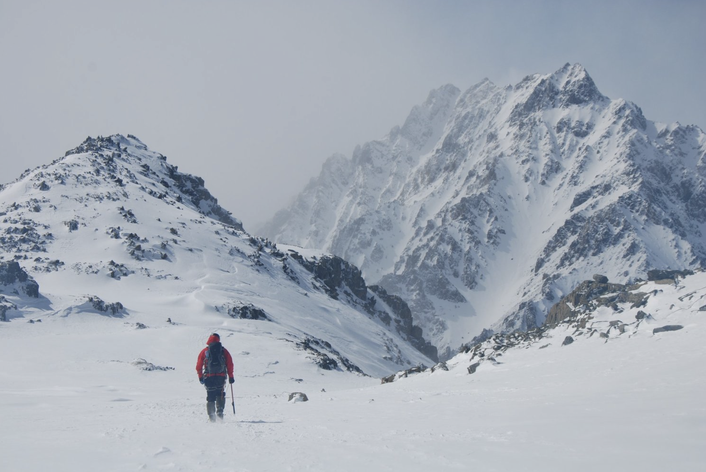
[260, 63, 706, 359]
[1, 264, 703, 471]
[0, 134, 433, 376]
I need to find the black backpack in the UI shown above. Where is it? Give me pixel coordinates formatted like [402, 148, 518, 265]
[205, 342, 226, 375]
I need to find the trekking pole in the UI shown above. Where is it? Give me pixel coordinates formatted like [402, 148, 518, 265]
[230, 383, 235, 414]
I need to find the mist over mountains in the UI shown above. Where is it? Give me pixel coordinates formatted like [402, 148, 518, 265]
[259, 63, 706, 358]
[1, 64, 705, 471]
[2, 63, 704, 365]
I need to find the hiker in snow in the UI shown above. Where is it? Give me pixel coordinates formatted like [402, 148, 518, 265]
[196, 333, 235, 421]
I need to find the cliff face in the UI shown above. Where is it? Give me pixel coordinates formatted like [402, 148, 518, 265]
[260, 64, 706, 358]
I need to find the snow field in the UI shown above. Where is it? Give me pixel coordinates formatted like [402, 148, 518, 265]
[2, 273, 705, 472]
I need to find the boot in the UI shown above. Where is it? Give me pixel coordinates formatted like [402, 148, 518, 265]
[207, 401, 216, 422]
[216, 393, 225, 419]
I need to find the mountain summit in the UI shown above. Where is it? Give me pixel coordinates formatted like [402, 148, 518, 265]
[0, 134, 434, 375]
[259, 63, 706, 358]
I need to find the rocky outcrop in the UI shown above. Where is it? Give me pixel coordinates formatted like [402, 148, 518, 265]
[0, 261, 39, 298]
[545, 277, 648, 326]
[369, 285, 437, 361]
[310, 255, 367, 301]
[0, 296, 17, 321]
[646, 269, 694, 282]
[221, 302, 271, 321]
[85, 296, 125, 316]
[287, 249, 437, 361]
[295, 336, 364, 375]
[64, 135, 243, 231]
[653, 325, 683, 334]
[288, 392, 308, 403]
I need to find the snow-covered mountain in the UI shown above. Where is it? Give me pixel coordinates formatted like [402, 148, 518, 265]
[0, 134, 435, 375]
[259, 63, 706, 358]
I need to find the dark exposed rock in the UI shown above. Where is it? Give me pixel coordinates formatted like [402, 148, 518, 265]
[313, 255, 367, 300]
[608, 322, 626, 334]
[106, 227, 121, 239]
[593, 274, 609, 284]
[0, 260, 30, 285]
[118, 207, 137, 224]
[288, 392, 308, 402]
[562, 336, 574, 346]
[86, 296, 125, 316]
[381, 364, 429, 383]
[63, 135, 244, 231]
[0, 295, 17, 321]
[545, 279, 646, 326]
[0, 261, 39, 298]
[64, 220, 79, 232]
[107, 260, 132, 279]
[653, 325, 683, 334]
[222, 302, 270, 321]
[166, 164, 243, 231]
[296, 336, 365, 375]
[381, 373, 396, 384]
[647, 269, 694, 282]
[466, 328, 495, 347]
[369, 285, 438, 362]
[287, 248, 437, 362]
[130, 358, 174, 371]
[431, 362, 448, 373]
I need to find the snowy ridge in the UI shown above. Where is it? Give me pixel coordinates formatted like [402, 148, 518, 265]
[387, 269, 705, 381]
[0, 135, 434, 376]
[259, 63, 706, 358]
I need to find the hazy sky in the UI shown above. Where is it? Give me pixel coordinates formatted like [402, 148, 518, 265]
[1, 0, 704, 230]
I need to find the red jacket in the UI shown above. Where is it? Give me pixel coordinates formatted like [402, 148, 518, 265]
[196, 341, 234, 379]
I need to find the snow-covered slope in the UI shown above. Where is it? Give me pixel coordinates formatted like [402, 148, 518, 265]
[1, 263, 703, 471]
[0, 134, 434, 375]
[260, 63, 706, 358]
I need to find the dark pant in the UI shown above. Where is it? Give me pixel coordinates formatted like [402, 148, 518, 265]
[204, 376, 226, 419]
[204, 376, 226, 401]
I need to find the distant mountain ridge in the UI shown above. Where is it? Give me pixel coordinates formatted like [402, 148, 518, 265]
[0, 134, 434, 375]
[259, 63, 706, 359]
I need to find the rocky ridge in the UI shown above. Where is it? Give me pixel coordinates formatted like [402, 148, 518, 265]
[381, 269, 705, 383]
[0, 135, 434, 376]
[260, 63, 706, 359]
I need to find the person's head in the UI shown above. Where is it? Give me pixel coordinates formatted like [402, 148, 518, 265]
[207, 333, 220, 345]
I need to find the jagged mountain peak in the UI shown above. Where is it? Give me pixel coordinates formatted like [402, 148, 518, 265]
[64, 134, 146, 155]
[9, 133, 244, 231]
[511, 63, 606, 120]
[394, 84, 461, 150]
[261, 64, 706, 359]
[553, 62, 605, 106]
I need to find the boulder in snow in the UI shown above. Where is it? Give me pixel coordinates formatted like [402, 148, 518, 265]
[593, 274, 609, 284]
[652, 325, 683, 334]
[288, 392, 308, 403]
